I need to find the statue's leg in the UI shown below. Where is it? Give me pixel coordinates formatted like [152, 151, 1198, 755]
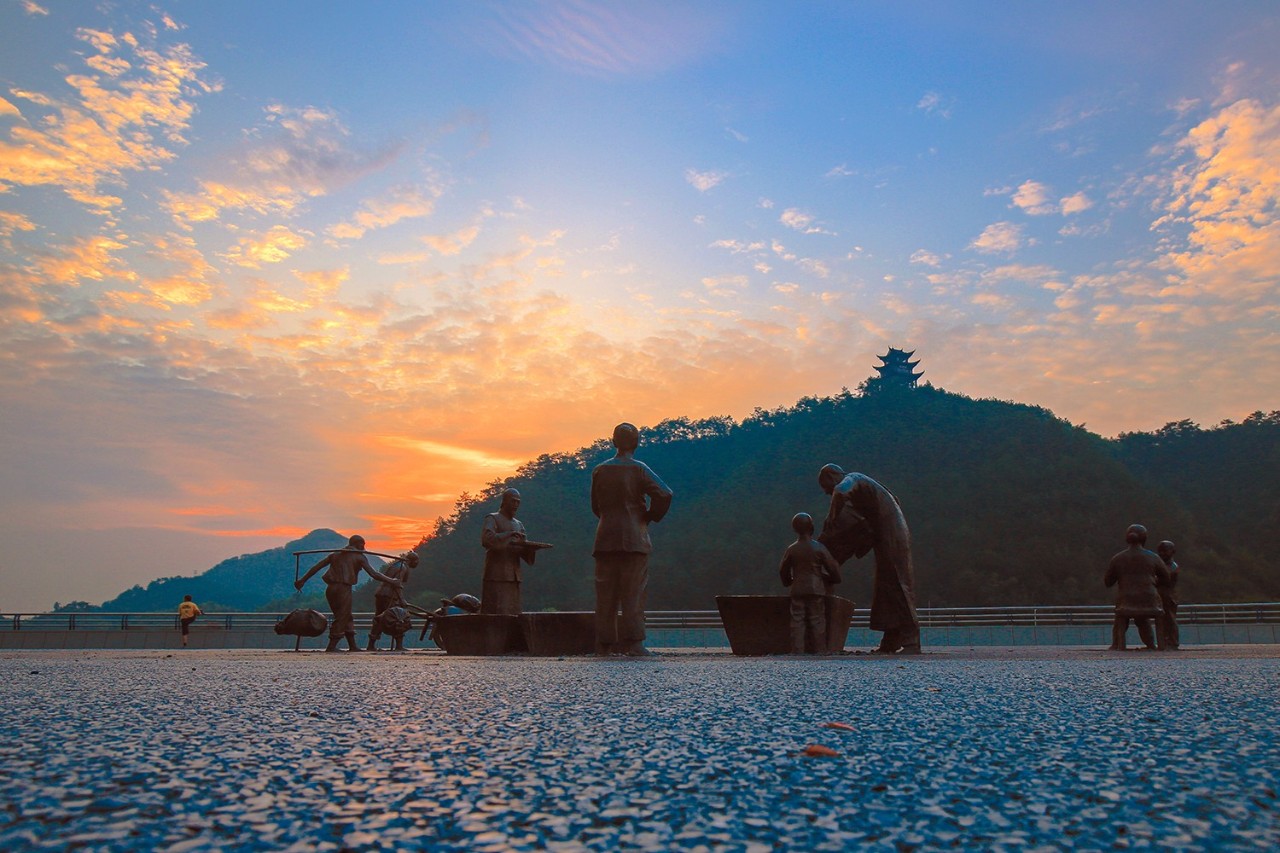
[617, 554, 650, 655]
[874, 629, 900, 654]
[594, 556, 621, 654]
[325, 584, 349, 652]
[1168, 604, 1179, 650]
[896, 624, 922, 654]
[1137, 618, 1156, 650]
[789, 597, 807, 654]
[1110, 616, 1127, 650]
[808, 597, 826, 654]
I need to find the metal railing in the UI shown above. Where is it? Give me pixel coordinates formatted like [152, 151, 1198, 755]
[5, 603, 1279, 632]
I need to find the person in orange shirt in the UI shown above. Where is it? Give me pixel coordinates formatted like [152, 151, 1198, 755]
[177, 594, 203, 648]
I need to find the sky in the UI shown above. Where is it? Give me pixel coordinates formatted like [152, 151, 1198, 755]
[1, 1, 1278, 612]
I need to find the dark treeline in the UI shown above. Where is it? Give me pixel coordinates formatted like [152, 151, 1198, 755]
[402, 386, 1279, 613]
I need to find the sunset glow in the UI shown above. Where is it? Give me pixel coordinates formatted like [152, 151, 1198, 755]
[2, 2, 1278, 610]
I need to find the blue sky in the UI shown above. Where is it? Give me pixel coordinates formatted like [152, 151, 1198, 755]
[1, 1, 1277, 610]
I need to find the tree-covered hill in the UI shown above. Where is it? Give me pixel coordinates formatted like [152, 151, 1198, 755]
[93, 528, 349, 612]
[408, 387, 1279, 611]
[71, 389, 1280, 615]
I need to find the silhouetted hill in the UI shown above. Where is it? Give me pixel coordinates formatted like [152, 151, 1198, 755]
[409, 387, 1280, 610]
[95, 528, 349, 612]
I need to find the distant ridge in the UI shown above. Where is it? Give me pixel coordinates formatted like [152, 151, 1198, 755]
[93, 528, 348, 612]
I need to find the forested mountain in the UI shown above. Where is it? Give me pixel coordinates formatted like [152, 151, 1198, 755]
[70, 387, 1280, 615]
[406, 387, 1280, 611]
[91, 528, 348, 612]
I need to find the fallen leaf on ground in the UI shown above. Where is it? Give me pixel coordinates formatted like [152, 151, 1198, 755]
[823, 722, 855, 731]
[802, 744, 840, 757]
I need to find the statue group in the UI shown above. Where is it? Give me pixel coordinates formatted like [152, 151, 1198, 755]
[297, 423, 1186, 657]
[295, 422, 927, 656]
[1105, 524, 1181, 651]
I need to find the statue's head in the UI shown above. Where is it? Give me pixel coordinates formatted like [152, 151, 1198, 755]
[348, 534, 366, 549]
[500, 488, 521, 514]
[1124, 524, 1147, 545]
[791, 512, 815, 535]
[818, 463, 846, 495]
[1157, 540, 1176, 560]
[612, 422, 640, 452]
[402, 551, 420, 568]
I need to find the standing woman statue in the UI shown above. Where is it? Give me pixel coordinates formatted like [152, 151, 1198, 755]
[817, 463, 920, 654]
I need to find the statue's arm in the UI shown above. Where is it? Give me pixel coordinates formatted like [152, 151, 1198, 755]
[643, 466, 673, 523]
[1103, 559, 1118, 588]
[296, 555, 330, 590]
[363, 557, 402, 587]
[820, 545, 842, 585]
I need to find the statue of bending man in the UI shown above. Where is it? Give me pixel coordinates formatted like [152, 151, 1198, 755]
[817, 464, 920, 654]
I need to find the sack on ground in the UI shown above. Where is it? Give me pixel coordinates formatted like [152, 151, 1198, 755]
[274, 609, 328, 637]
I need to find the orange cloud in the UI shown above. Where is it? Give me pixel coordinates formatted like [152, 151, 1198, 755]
[328, 184, 442, 240]
[1159, 97, 1280, 301]
[222, 225, 309, 268]
[0, 26, 212, 209]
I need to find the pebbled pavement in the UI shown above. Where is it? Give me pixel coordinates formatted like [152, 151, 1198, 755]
[0, 648, 1277, 851]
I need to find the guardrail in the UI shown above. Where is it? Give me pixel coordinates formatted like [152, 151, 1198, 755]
[5, 603, 1279, 632]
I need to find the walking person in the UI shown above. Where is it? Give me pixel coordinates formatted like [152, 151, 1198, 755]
[177, 594, 202, 648]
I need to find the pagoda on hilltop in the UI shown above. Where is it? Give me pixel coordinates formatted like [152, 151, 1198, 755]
[873, 347, 924, 389]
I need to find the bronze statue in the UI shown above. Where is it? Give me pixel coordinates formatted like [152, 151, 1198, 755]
[1156, 539, 1180, 651]
[817, 464, 920, 654]
[295, 534, 404, 652]
[367, 550, 419, 650]
[779, 512, 842, 654]
[1104, 524, 1170, 650]
[591, 422, 673, 656]
[480, 488, 552, 615]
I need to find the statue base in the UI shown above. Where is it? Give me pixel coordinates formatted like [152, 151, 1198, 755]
[432, 612, 596, 656]
[715, 595, 855, 656]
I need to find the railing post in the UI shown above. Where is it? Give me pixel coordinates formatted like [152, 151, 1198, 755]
[69, 614, 75, 630]
[122, 614, 128, 630]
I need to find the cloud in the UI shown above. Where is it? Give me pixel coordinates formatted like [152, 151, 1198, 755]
[221, 225, 310, 268]
[909, 249, 943, 267]
[0, 210, 37, 239]
[165, 104, 399, 227]
[0, 24, 215, 210]
[685, 168, 727, 192]
[969, 222, 1025, 255]
[1156, 97, 1280, 303]
[328, 183, 444, 241]
[26, 234, 138, 286]
[1011, 180, 1056, 215]
[1059, 191, 1093, 215]
[780, 208, 831, 234]
[477, 2, 722, 76]
[917, 91, 953, 118]
[420, 224, 482, 256]
[701, 274, 749, 297]
[23, 1, 49, 16]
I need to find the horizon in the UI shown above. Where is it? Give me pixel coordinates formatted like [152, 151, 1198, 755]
[2, 2, 1278, 611]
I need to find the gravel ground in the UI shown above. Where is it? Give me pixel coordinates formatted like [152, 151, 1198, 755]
[0, 648, 1277, 851]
